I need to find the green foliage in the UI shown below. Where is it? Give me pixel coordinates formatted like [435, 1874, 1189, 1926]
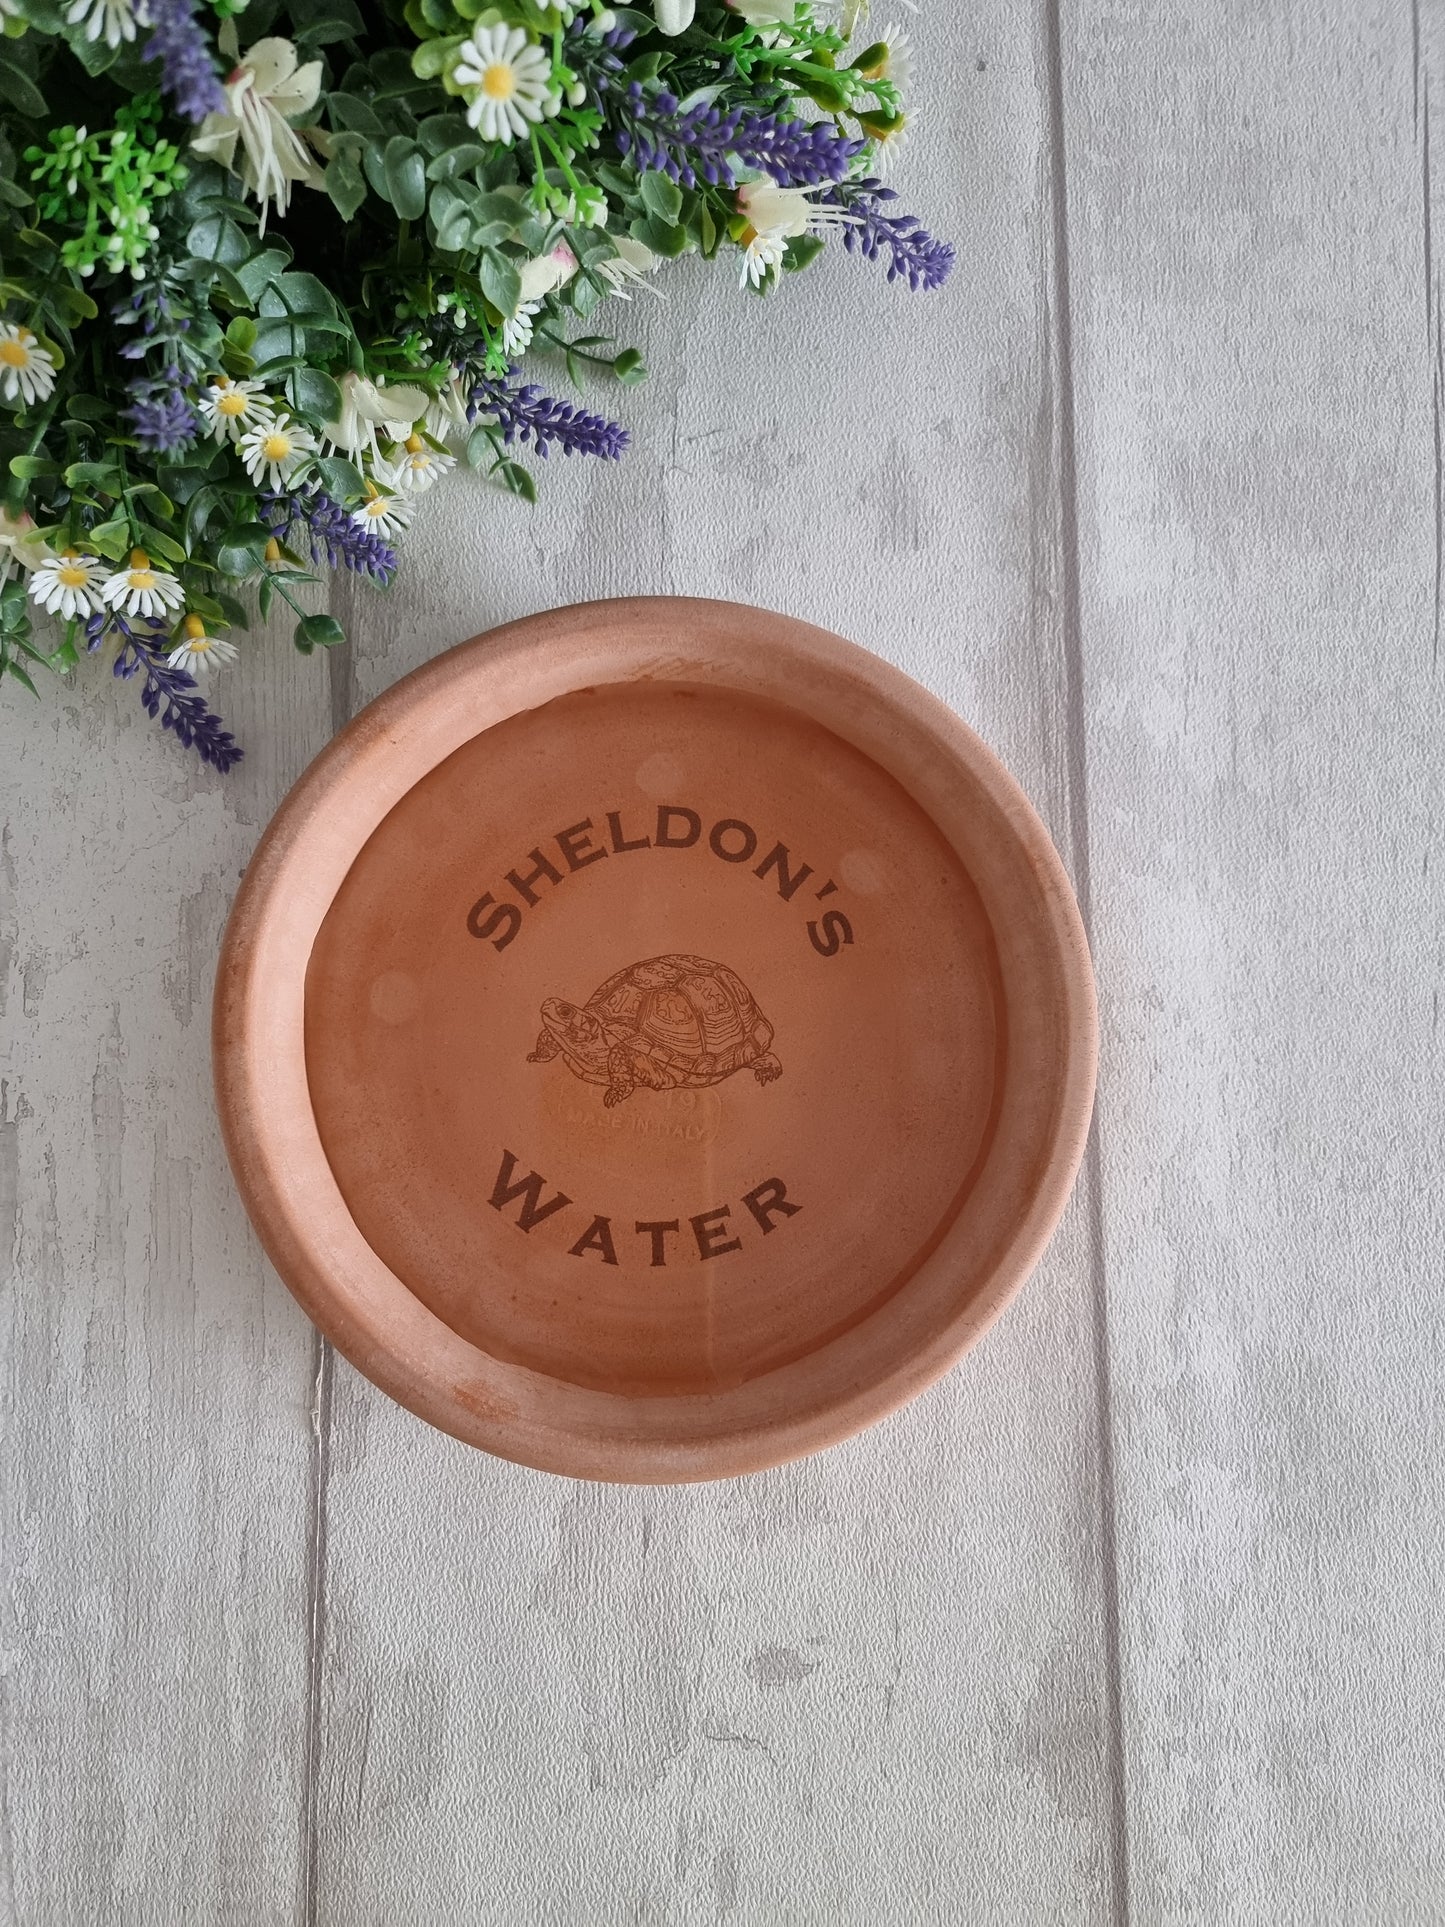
[0, 0, 932, 766]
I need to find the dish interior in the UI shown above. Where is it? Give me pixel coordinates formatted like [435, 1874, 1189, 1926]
[304, 680, 1004, 1396]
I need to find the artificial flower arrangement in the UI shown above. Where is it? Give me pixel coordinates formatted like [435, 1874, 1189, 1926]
[0, 0, 951, 770]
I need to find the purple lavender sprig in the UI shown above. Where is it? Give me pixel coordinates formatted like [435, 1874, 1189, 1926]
[823, 178, 956, 292]
[261, 490, 397, 585]
[143, 0, 227, 122]
[87, 613, 242, 773]
[467, 369, 629, 462]
[609, 83, 862, 190]
[121, 365, 200, 455]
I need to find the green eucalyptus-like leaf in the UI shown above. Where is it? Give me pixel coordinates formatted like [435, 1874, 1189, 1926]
[639, 172, 683, 225]
[384, 136, 428, 221]
[313, 455, 364, 501]
[325, 152, 368, 221]
[479, 248, 521, 317]
[288, 367, 344, 425]
[294, 611, 346, 652]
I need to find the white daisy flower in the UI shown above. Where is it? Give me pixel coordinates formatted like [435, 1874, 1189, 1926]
[238, 412, 316, 489]
[652, 0, 695, 30]
[319, 372, 428, 463]
[197, 375, 275, 444]
[0, 323, 58, 408]
[27, 550, 108, 620]
[351, 478, 414, 541]
[876, 23, 912, 89]
[167, 615, 239, 678]
[423, 373, 472, 445]
[735, 180, 855, 289]
[64, 0, 142, 50]
[596, 235, 664, 300]
[502, 299, 542, 357]
[191, 36, 326, 233]
[452, 24, 558, 144]
[101, 549, 185, 622]
[385, 434, 455, 494]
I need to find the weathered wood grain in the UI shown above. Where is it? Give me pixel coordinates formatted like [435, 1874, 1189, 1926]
[1062, 1, 1445, 1917]
[0, 615, 330, 1923]
[308, 6, 1121, 1923]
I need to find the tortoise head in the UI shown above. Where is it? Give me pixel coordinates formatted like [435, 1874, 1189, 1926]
[541, 996, 611, 1078]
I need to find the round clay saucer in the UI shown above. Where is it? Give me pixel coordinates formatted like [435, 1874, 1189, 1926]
[214, 599, 1096, 1482]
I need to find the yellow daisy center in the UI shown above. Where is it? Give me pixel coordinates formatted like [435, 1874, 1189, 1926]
[481, 61, 516, 100]
[57, 563, 90, 588]
[0, 340, 31, 369]
[261, 432, 291, 461]
[129, 569, 158, 590]
[218, 392, 249, 417]
[362, 498, 388, 519]
[189, 635, 214, 654]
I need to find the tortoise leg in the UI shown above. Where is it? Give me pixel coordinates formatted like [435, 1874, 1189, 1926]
[603, 1046, 637, 1108]
[527, 1028, 560, 1063]
[752, 1053, 783, 1086]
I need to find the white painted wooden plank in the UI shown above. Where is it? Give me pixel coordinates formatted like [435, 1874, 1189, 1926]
[0, 615, 329, 1922]
[312, 6, 1119, 1923]
[1063, 1, 1445, 1917]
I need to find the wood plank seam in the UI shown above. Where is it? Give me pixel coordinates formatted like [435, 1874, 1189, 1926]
[1043, 1, 1133, 1919]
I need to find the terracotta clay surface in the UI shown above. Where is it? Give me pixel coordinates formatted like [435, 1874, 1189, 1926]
[214, 599, 1096, 1480]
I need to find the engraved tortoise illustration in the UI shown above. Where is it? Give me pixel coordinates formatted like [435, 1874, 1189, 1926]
[527, 954, 783, 1108]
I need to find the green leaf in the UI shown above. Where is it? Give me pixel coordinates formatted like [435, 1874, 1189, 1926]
[215, 521, 275, 577]
[225, 315, 258, 353]
[187, 216, 253, 268]
[425, 142, 490, 183]
[411, 34, 462, 80]
[65, 395, 110, 423]
[136, 524, 186, 566]
[495, 459, 536, 504]
[88, 517, 131, 561]
[783, 234, 826, 273]
[295, 0, 364, 45]
[328, 91, 386, 138]
[235, 248, 294, 303]
[418, 114, 481, 157]
[3, 657, 39, 697]
[130, 483, 177, 519]
[479, 248, 521, 318]
[633, 215, 689, 259]
[0, 62, 46, 117]
[51, 285, 99, 324]
[294, 612, 346, 653]
[313, 455, 365, 500]
[325, 152, 368, 222]
[383, 136, 427, 221]
[215, 590, 251, 632]
[288, 367, 344, 424]
[613, 348, 647, 386]
[639, 172, 683, 225]
[8, 456, 59, 481]
[264, 272, 342, 323]
[63, 459, 121, 491]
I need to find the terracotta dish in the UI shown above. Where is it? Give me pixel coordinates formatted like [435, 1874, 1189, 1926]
[214, 599, 1097, 1481]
